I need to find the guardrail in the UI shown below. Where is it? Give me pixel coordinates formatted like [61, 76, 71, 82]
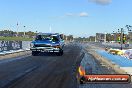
[102, 42, 131, 49]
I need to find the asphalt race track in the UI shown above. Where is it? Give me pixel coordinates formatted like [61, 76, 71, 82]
[0, 44, 81, 88]
[0, 43, 132, 88]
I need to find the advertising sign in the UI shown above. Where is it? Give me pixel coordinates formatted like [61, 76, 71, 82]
[0, 41, 22, 52]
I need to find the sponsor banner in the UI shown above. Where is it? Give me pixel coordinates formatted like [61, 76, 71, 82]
[83, 74, 131, 83]
[0, 41, 22, 52]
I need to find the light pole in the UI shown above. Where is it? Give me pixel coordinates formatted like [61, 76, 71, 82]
[120, 28, 124, 50]
[104, 32, 107, 43]
[17, 22, 19, 37]
[24, 26, 26, 37]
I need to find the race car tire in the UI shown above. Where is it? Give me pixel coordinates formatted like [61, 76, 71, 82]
[32, 51, 40, 56]
[56, 49, 63, 56]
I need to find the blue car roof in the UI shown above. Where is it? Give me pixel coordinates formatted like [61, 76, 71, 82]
[37, 33, 59, 35]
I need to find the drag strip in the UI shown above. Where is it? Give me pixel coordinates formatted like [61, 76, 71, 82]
[0, 55, 39, 88]
[0, 54, 31, 64]
[1, 43, 131, 88]
[0, 44, 83, 88]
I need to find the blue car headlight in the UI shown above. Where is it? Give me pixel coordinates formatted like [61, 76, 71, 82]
[30, 43, 34, 48]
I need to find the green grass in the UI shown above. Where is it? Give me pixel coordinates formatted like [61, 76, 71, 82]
[0, 37, 34, 41]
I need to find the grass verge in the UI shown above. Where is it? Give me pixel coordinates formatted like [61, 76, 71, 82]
[0, 37, 34, 41]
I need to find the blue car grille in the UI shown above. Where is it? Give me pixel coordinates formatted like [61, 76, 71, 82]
[34, 44, 51, 47]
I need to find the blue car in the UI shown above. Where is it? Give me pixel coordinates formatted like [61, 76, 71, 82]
[30, 33, 65, 56]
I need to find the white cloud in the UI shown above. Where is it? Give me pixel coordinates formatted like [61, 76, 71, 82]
[79, 12, 89, 17]
[63, 12, 89, 18]
[66, 13, 74, 16]
[89, 0, 112, 5]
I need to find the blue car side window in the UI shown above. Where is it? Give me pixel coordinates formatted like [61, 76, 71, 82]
[52, 36, 59, 42]
[36, 35, 42, 40]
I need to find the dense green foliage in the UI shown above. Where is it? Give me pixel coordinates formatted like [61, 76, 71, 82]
[0, 37, 34, 41]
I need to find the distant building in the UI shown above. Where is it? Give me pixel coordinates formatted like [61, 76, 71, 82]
[128, 32, 132, 41]
[0, 30, 37, 38]
[89, 36, 95, 42]
[96, 33, 105, 42]
[0, 30, 14, 37]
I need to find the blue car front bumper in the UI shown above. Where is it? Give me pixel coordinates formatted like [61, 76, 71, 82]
[30, 47, 60, 52]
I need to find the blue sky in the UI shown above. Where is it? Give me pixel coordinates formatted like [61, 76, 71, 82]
[0, 0, 132, 37]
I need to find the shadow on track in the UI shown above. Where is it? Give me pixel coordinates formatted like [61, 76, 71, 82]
[34, 52, 61, 56]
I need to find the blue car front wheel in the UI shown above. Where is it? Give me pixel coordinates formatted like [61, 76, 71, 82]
[56, 49, 63, 56]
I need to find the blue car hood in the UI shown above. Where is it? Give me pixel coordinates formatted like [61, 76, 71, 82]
[32, 40, 59, 45]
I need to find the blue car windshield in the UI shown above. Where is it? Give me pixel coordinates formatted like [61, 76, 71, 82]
[35, 35, 52, 40]
[35, 35, 59, 42]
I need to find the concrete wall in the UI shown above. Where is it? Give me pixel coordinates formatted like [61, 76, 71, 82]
[102, 42, 131, 49]
[22, 41, 31, 50]
[0, 41, 31, 52]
